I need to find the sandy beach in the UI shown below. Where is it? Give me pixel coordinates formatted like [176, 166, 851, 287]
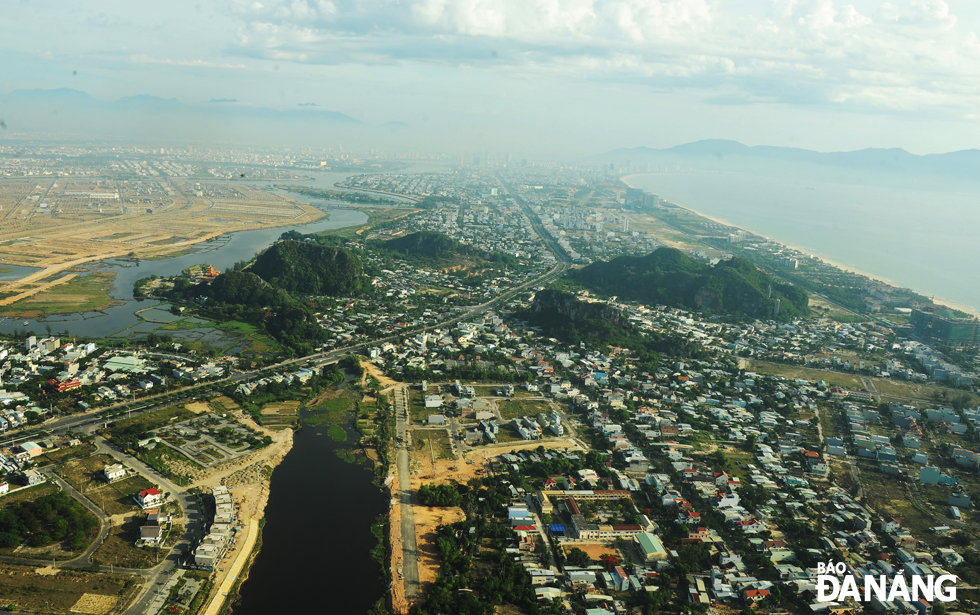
[622, 174, 980, 319]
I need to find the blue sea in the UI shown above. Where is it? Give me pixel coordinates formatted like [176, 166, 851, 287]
[627, 171, 980, 314]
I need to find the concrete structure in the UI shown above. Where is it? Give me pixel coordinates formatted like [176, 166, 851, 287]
[635, 532, 668, 562]
[103, 463, 125, 482]
[20, 470, 45, 486]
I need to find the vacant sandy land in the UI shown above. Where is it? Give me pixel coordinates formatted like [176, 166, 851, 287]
[184, 401, 211, 414]
[566, 544, 619, 560]
[363, 361, 402, 391]
[413, 505, 467, 590]
[0, 181, 324, 309]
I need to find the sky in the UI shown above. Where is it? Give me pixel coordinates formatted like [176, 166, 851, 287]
[2, 0, 980, 156]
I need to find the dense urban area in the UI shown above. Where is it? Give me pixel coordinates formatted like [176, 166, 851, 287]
[0, 144, 977, 615]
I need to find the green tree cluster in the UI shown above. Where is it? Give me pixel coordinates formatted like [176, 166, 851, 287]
[417, 483, 462, 507]
[168, 270, 327, 355]
[0, 492, 98, 550]
[375, 231, 522, 270]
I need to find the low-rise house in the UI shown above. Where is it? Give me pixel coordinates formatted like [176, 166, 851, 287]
[103, 463, 125, 482]
[140, 525, 164, 545]
[14, 441, 43, 459]
[20, 470, 45, 486]
[136, 487, 164, 509]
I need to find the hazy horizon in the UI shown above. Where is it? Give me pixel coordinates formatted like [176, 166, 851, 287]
[4, 1, 980, 156]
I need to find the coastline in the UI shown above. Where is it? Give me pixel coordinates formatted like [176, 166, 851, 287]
[621, 174, 980, 319]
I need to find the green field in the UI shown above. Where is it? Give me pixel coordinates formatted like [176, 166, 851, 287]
[497, 399, 552, 421]
[0, 483, 59, 509]
[303, 390, 357, 426]
[747, 361, 865, 389]
[310, 206, 419, 240]
[412, 430, 453, 461]
[40, 442, 98, 466]
[0, 272, 115, 318]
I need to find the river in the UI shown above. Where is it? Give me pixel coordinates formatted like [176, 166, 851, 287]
[233, 419, 388, 615]
[0, 161, 450, 339]
[19, 163, 441, 614]
[0, 208, 368, 338]
[626, 171, 980, 314]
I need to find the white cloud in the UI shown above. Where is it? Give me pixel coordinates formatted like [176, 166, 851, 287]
[220, 0, 980, 116]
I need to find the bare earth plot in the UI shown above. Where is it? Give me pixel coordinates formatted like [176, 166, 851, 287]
[0, 180, 323, 312]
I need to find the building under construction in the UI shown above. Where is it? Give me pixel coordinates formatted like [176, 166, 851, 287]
[911, 306, 979, 349]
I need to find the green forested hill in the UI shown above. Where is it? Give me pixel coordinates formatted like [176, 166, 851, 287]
[251, 240, 366, 295]
[384, 231, 459, 259]
[523, 289, 709, 366]
[378, 231, 520, 268]
[571, 247, 808, 319]
[167, 270, 327, 354]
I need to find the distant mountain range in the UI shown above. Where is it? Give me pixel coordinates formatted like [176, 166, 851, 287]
[599, 139, 980, 184]
[3, 87, 362, 123]
[0, 88, 423, 144]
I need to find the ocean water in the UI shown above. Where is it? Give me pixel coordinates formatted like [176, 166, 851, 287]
[627, 172, 980, 313]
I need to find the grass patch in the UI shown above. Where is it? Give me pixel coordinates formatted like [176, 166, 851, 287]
[411, 430, 453, 461]
[104, 405, 196, 442]
[819, 408, 841, 440]
[0, 271, 116, 318]
[0, 563, 141, 614]
[497, 399, 552, 421]
[309, 206, 419, 241]
[91, 515, 166, 569]
[303, 390, 356, 426]
[408, 388, 432, 425]
[39, 442, 98, 466]
[0, 483, 59, 508]
[137, 446, 201, 486]
[55, 454, 118, 493]
[328, 425, 347, 441]
[335, 449, 358, 463]
[747, 361, 865, 389]
[857, 462, 947, 539]
[873, 379, 980, 407]
[259, 400, 301, 428]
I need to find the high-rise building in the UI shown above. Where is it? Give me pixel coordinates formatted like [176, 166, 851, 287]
[911, 307, 979, 349]
[625, 188, 644, 203]
[642, 193, 660, 208]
